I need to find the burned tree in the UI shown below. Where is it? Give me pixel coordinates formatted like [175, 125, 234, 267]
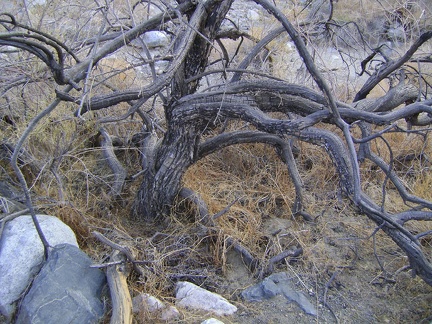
[1, 0, 432, 287]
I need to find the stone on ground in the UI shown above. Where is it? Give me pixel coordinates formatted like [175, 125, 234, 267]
[201, 318, 225, 324]
[142, 31, 170, 48]
[132, 293, 180, 321]
[0, 215, 78, 319]
[241, 272, 317, 316]
[15, 244, 106, 324]
[176, 281, 237, 316]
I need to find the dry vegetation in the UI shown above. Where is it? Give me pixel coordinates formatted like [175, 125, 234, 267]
[1, 0, 432, 323]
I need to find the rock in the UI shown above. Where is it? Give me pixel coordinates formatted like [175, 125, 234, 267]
[176, 282, 237, 316]
[0, 215, 78, 319]
[247, 9, 260, 21]
[201, 318, 225, 324]
[241, 272, 317, 316]
[142, 31, 170, 48]
[133, 293, 180, 321]
[15, 244, 106, 324]
[155, 60, 170, 75]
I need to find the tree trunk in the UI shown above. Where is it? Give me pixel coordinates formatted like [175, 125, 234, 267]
[133, 124, 199, 221]
[133, 0, 233, 221]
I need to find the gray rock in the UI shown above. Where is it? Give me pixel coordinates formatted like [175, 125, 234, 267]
[176, 282, 237, 316]
[142, 31, 170, 48]
[155, 60, 170, 75]
[16, 244, 106, 324]
[132, 293, 180, 321]
[0, 215, 79, 319]
[241, 272, 317, 316]
[247, 9, 260, 21]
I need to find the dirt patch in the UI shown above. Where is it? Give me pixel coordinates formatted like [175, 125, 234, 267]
[215, 213, 432, 324]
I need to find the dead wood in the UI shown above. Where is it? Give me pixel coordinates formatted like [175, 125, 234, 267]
[106, 250, 133, 324]
[99, 128, 126, 198]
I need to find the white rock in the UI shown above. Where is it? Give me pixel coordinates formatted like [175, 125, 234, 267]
[133, 293, 180, 321]
[201, 318, 225, 324]
[142, 31, 170, 48]
[155, 60, 170, 75]
[176, 282, 237, 316]
[0, 215, 78, 319]
[30, 0, 47, 5]
[247, 9, 261, 21]
[160, 305, 181, 321]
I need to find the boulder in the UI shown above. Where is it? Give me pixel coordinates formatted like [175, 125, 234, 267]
[176, 282, 237, 316]
[15, 244, 106, 324]
[0, 215, 78, 319]
[241, 272, 317, 316]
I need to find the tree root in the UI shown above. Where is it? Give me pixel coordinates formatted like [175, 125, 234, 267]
[99, 128, 126, 199]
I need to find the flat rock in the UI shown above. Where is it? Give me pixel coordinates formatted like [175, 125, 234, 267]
[176, 282, 237, 316]
[0, 215, 78, 319]
[241, 272, 317, 316]
[15, 244, 106, 324]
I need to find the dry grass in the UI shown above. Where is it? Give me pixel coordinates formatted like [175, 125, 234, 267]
[2, 89, 431, 322]
[1, 1, 432, 322]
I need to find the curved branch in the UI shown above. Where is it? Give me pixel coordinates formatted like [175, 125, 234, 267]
[99, 128, 127, 198]
[354, 30, 432, 102]
[352, 81, 418, 112]
[230, 26, 285, 82]
[0, 13, 79, 62]
[0, 38, 66, 85]
[10, 89, 71, 258]
[395, 211, 432, 225]
[357, 123, 432, 209]
[359, 195, 432, 286]
[253, 0, 341, 121]
[198, 130, 311, 220]
[67, 0, 208, 114]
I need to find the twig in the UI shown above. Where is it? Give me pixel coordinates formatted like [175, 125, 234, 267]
[416, 230, 432, 240]
[90, 260, 124, 268]
[323, 270, 340, 324]
[212, 196, 241, 220]
[226, 237, 259, 272]
[92, 231, 144, 276]
[372, 228, 387, 275]
[0, 203, 61, 239]
[265, 247, 303, 275]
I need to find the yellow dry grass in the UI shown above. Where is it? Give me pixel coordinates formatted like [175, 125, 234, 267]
[1, 1, 432, 322]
